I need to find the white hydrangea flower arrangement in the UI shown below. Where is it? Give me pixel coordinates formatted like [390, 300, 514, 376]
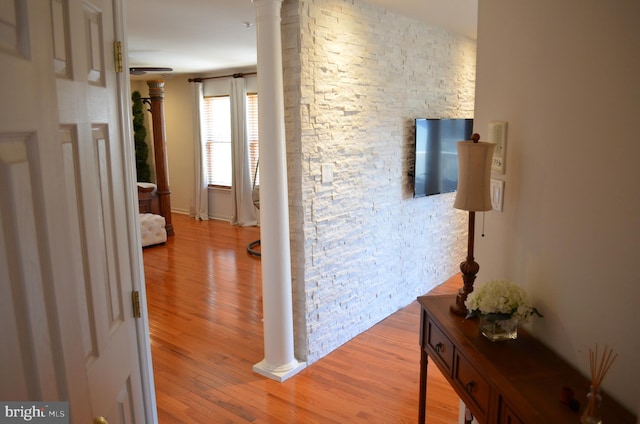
[465, 280, 543, 322]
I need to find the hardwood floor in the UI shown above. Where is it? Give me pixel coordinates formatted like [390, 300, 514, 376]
[143, 213, 460, 423]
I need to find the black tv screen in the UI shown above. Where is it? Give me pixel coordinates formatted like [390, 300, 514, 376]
[413, 118, 474, 198]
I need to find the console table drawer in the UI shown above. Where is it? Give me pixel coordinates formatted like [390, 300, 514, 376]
[426, 318, 454, 375]
[499, 401, 524, 424]
[454, 351, 491, 422]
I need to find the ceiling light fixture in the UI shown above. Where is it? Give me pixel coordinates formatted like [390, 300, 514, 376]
[129, 67, 173, 76]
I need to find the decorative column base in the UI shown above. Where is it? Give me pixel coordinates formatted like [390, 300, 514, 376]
[253, 359, 307, 382]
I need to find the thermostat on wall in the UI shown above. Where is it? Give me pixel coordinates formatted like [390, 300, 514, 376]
[489, 121, 507, 173]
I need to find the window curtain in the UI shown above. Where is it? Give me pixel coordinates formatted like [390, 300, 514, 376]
[190, 82, 209, 220]
[230, 77, 257, 226]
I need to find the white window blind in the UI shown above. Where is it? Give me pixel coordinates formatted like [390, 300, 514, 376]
[203, 96, 231, 186]
[203, 93, 259, 188]
[247, 93, 259, 187]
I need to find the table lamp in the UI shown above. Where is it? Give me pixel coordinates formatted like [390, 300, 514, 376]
[450, 133, 496, 316]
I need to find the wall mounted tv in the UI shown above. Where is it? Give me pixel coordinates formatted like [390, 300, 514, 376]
[413, 118, 474, 198]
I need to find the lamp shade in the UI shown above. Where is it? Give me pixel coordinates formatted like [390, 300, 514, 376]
[454, 141, 496, 211]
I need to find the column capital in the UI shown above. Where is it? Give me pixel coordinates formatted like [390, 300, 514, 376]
[146, 80, 165, 99]
[251, 0, 283, 5]
[252, 0, 283, 16]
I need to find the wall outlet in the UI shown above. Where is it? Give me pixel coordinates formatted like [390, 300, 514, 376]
[321, 163, 333, 184]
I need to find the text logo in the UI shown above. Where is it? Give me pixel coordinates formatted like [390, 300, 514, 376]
[0, 402, 68, 423]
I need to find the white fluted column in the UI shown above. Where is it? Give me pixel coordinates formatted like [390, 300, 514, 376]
[252, 0, 306, 382]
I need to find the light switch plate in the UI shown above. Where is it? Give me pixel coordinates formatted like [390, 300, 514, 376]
[490, 179, 504, 212]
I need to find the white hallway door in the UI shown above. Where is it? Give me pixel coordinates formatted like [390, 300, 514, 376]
[0, 0, 154, 423]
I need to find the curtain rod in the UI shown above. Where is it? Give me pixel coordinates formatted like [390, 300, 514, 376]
[188, 72, 257, 83]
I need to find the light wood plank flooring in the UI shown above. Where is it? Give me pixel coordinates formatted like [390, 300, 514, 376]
[143, 213, 459, 423]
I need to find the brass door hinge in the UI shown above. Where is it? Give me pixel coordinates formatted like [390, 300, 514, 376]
[132, 290, 141, 318]
[114, 41, 123, 73]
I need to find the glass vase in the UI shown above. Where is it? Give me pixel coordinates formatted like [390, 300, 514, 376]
[479, 316, 518, 341]
[580, 386, 602, 424]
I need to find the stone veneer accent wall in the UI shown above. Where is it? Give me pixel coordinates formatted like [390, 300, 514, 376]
[281, 0, 477, 363]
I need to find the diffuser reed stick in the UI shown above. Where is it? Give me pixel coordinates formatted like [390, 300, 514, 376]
[582, 344, 617, 423]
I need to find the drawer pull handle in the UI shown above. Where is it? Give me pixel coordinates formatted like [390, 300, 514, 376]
[465, 381, 475, 394]
[435, 342, 444, 353]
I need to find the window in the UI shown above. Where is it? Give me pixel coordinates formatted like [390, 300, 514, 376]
[203, 94, 259, 187]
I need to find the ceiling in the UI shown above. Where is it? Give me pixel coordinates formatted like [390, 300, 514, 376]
[125, 0, 477, 77]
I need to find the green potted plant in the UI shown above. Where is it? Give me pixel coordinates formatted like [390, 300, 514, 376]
[132, 90, 151, 182]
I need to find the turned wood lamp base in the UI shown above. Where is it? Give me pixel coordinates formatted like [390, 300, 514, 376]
[450, 210, 480, 316]
[450, 263, 479, 316]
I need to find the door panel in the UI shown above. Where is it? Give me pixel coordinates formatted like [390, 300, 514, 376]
[60, 124, 98, 360]
[52, 0, 72, 78]
[0, 132, 58, 401]
[0, 0, 29, 56]
[84, 3, 105, 86]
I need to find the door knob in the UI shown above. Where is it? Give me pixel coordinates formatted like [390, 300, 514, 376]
[94, 417, 109, 424]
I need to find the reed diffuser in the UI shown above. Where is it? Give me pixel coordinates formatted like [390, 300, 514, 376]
[581, 344, 617, 424]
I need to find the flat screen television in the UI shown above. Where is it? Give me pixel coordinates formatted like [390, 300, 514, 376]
[413, 118, 474, 198]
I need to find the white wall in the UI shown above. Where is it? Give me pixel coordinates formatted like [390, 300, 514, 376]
[130, 77, 194, 215]
[162, 76, 195, 215]
[282, 0, 477, 363]
[474, 0, 640, 414]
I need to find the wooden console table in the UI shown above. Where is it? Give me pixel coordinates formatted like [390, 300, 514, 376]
[418, 294, 636, 424]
